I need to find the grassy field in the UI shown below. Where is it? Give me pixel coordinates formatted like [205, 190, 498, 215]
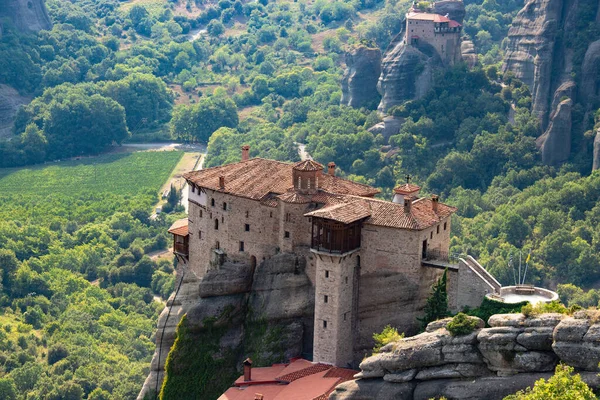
[0, 151, 183, 197]
[0, 151, 183, 223]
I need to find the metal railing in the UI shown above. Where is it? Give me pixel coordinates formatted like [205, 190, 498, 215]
[424, 249, 459, 264]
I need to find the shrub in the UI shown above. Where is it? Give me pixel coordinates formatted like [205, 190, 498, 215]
[446, 313, 478, 336]
[504, 364, 596, 399]
[521, 301, 568, 318]
[372, 325, 404, 353]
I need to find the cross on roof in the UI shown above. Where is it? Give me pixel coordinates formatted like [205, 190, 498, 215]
[405, 174, 411, 184]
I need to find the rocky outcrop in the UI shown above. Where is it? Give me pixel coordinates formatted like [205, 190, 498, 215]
[138, 253, 314, 399]
[377, 42, 441, 113]
[580, 39, 600, 105]
[0, 84, 31, 138]
[433, 0, 466, 23]
[461, 40, 477, 69]
[341, 46, 382, 109]
[367, 116, 403, 139]
[502, 0, 600, 167]
[330, 311, 600, 400]
[535, 98, 572, 165]
[593, 129, 600, 171]
[0, 0, 52, 33]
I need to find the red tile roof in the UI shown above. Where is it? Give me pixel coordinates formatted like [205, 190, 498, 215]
[306, 195, 456, 230]
[184, 158, 379, 200]
[393, 183, 421, 194]
[293, 160, 323, 171]
[407, 12, 451, 22]
[219, 359, 358, 400]
[168, 218, 189, 236]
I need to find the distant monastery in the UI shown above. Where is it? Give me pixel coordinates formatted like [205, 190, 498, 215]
[169, 146, 500, 367]
[404, 3, 463, 65]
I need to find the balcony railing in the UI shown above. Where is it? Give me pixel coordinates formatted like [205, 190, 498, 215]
[424, 249, 458, 264]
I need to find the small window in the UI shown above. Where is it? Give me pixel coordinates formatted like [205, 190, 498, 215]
[285, 213, 292, 222]
[323, 320, 327, 329]
[199, 230, 202, 239]
[245, 210, 249, 218]
[191, 186, 195, 193]
[324, 295, 328, 303]
[245, 224, 250, 232]
[221, 216, 224, 223]
[216, 241, 220, 249]
[325, 270, 329, 278]
[239, 241, 244, 252]
[437, 225, 440, 234]
[214, 219, 219, 230]
[211, 198, 215, 207]
[199, 210, 203, 218]
[444, 222, 447, 231]
[223, 202, 227, 210]
[284, 231, 290, 239]
[270, 212, 273, 218]
[345, 276, 348, 284]
[343, 313, 347, 321]
[430, 232, 433, 239]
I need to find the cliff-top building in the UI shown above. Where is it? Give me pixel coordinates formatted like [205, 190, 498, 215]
[404, 4, 463, 65]
[169, 146, 501, 368]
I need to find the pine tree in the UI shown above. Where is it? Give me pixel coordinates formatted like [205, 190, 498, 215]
[419, 269, 449, 330]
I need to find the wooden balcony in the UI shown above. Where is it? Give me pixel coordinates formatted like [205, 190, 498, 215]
[174, 241, 189, 257]
[311, 218, 362, 255]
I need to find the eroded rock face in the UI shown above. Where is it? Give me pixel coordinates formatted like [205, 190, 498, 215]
[580, 39, 600, 105]
[0, 84, 30, 138]
[433, 0, 466, 23]
[461, 40, 477, 69]
[593, 129, 600, 171]
[333, 312, 600, 400]
[0, 0, 52, 33]
[502, 0, 565, 128]
[341, 46, 382, 109]
[535, 98, 572, 165]
[138, 253, 314, 399]
[377, 42, 441, 114]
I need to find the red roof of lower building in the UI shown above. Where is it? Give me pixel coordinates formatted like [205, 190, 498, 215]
[168, 218, 189, 236]
[219, 359, 357, 400]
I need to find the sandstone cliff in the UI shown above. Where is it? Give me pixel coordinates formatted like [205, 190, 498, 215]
[502, 0, 600, 167]
[330, 311, 600, 400]
[377, 42, 441, 113]
[0, 0, 52, 33]
[535, 98, 572, 165]
[341, 46, 382, 109]
[593, 129, 600, 170]
[138, 253, 314, 399]
[0, 84, 30, 137]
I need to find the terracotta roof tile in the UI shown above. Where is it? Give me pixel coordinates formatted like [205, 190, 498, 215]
[168, 218, 189, 236]
[393, 183, 421, 194]
[277, 190, 312, 204]
[305, 195, 456, 230]
[276, 363, 331, 383]
[184, 158, 379, 200]
[407, 12, 450, 22]
[293, 160, 323, 171]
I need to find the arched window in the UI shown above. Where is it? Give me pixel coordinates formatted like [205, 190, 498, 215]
[211, 198, 215, 207]
[223, 202, 227, 210]
[307, 178, 311, 189]
[214, 219, 219, 230]
[297, 176, 301, 189]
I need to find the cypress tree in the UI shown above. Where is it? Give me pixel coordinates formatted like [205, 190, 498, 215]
[419, 269, 449, 330]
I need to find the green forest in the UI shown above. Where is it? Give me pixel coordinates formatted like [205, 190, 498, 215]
[0, 152, 182, 398]
[1, 0, 600, 397]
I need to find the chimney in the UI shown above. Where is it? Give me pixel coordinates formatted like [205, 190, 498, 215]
[219, 175, 225, 190]
[241, 145, 250, 161]
[404, 197, 412, 213]
[254, 395, 264, 400]
[327, 162, 336, 176]
[243, 358, 252, 381]
[432, 195, 439, 212]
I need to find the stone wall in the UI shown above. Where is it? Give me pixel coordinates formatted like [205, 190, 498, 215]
[330, 311, 600, 400]
[448, 257, 499, 313]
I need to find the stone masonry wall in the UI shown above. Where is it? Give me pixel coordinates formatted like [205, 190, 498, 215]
[330, 311, 600, 400]
[448, 258, 497, 313]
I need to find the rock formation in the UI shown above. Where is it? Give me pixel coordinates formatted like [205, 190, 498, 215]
[377, 42, 441, 113]
[330, 311, 600, 400]
[535, 98, 572, 165]
[341, 46, 382, 109]
[137, 253, 314, 399]
[502, 0, 600, 167]
[461, 40, 477, 69]
[432, 0, 466, 23]
[0, 84, 31, 137]
[594, 129, 600, 171]
[0, 0, 52, 33]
